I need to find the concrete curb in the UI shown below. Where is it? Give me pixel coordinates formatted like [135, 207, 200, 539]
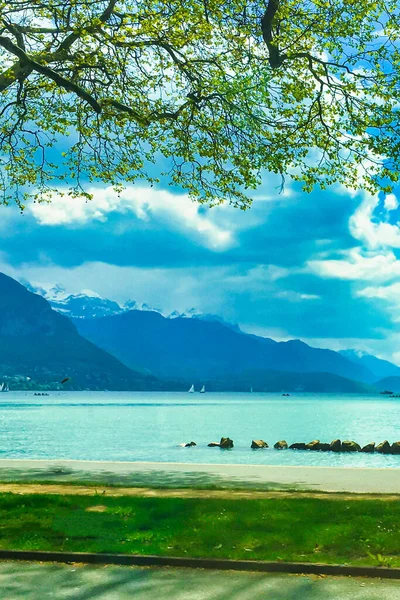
[0, 550, 398, 579]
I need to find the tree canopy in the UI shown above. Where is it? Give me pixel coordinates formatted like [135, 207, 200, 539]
[0, 0, 400, 209]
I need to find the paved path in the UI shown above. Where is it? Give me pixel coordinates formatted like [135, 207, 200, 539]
[0, 562, 399, 600]
[0, 459, 399, 493]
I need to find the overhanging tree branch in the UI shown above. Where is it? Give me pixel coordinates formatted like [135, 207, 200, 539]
[0, 34, 101, 112]
[0, 0, 398, 209]
[261, 0, 285, 68]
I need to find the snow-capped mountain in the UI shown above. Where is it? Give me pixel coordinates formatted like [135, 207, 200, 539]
[23, 280, 240, 327]
[22, 281, 125, 319]
[50, 293, 124, 319]
[125, 301, 163, 314]
[167, 308, 240, 331]
[174, 310, 242, 333]
[24, 282, 167, 319]
[168, 308, 199, 319]
[51, 294, 162, 319]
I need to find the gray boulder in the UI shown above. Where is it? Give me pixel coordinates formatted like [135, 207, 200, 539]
[208, 442, 220, 447]
[342, 440, 361, 452]
[390, 441, 400, 454]
[376, 440, 391, 454]
[318, 443, 331, 452]
[330, 439, 342, 452]
[360, 443, 375, 453]
[305, 439, 321, 450]
[220, 437, 234, 449]
[185, 441, 197, 447]
[274, 440, 288, 450]
[289, 443, 306, 450]
[251, 440, 269, 449]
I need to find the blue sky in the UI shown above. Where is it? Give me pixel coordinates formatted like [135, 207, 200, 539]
[1, 168, 400, 363]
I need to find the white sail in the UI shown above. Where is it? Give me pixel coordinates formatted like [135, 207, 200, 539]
[188, 384, 195, 393]
[0, 383, 4, 392]
[200, 385, 205, 393]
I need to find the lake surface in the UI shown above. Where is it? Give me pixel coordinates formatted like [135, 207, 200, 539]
[0, 391, 400, 467]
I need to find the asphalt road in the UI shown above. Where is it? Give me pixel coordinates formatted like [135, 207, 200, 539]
[0, 562, 399, 600]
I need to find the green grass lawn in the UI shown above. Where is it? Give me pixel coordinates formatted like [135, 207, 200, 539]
[0, 493, 398, 567]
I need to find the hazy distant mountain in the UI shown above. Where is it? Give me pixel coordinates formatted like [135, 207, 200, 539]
[206, 370, 370, 393]
[0, 273, 164, 390]
[340, 350, 400, 381]
[74, 309, 374, 386]
[374, 377, 400, 393]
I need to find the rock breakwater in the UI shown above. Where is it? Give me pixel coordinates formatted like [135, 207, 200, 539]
[200, 437, 400, 454]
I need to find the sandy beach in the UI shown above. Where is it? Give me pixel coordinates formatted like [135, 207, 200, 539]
[0, 459, 398, 494]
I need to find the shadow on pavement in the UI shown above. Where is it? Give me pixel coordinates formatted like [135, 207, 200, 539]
[0, 562, 398, 600]
[0, 466, 302, 491]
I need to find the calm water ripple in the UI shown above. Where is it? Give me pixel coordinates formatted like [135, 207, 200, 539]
[0, 391, 399, 467]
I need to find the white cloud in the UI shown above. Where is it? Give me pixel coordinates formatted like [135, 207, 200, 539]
[357, 282, 400, 301]
[275, 291, 320, 302]
[29, 185, 235, 251]
[384, 194, 398, 211]
[306, 187, 400, 285]
[307, 248, 400, 282]
[349, 191, 400, 250]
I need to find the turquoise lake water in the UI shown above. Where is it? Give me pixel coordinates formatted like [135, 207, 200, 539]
[0, 391, 400, 467]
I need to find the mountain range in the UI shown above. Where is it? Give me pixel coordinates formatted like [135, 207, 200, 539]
[32, 285, 400, 382]
[29, 282, 240, 330]
[2, 274, 399, 392]
[0, 273, 166, 390]
[73, 309, 376, 385]
[339, 349, 400, 380]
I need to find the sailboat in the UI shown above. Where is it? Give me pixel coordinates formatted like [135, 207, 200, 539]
[0, 382, 9, 392]
[188, 384, 195, 393]
[200, 385, 206, 393]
